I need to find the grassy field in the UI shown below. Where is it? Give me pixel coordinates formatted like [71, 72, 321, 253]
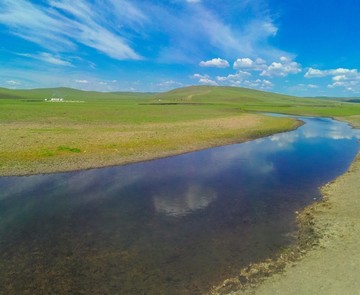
[153, 86, 360, 116]
[1, 86, 360, 176]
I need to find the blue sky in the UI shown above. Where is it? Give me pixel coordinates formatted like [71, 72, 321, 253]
[1, 0, 360, 96]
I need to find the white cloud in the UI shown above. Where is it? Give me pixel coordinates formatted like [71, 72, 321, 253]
[199, 78, 218, 86]
[294, 83, 320, 90]
[16, 52, 73, 66]
[260, 56, 301, 77]
[328, 80, 359, 92]
[0, 0, 72, 50]
[232, 56, 301, 78]
[191, 73, 209, 79]
[262, 21, 278, 36]
[0, 0, 142, 60]
[199, 58, 230, 68]
[38, 53, 73, 66]
[233, 58, 254, 68]
[216, 71, 251, 82]
[0, 0, 291, 65]
[215, 69, 273, 90]
[328, 82, 345, 88]
[243, 79, 274, 90]
[305, 67, 359, 78]
[330, 68, 358, 75]
[255, 58, 267, 64]
[5, 80, 21, 85]
[1, 66, 138, 91]
[233, 57, 267, 70]
[154, 1, 287, 63]
[304, 68, 327, 78]
[333, 75, 347, 81]
[307, 84, 319, 89]
[109, 0, 148, 27]
[157, 80, 183, 87]
[263, 79, 274, 88]
[305, 67, 360, 91]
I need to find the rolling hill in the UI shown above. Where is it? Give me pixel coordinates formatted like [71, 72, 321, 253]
[1, 85, 359, 117]
[0, 87, 153, 101]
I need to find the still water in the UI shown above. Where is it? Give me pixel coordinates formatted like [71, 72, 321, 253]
[0, 116, 359, 294]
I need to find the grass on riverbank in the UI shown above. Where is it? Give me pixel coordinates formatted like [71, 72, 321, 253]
[1, 86, 360, 176]
[0, 87, 300, 176]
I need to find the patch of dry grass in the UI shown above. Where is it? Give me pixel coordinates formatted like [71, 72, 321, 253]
[0, 114, 299, 176]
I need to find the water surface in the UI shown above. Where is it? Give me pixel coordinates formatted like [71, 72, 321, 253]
[0, 116, 359, 294]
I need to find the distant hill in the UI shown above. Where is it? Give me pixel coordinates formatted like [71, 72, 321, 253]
[306, 96, 360, 103]
[1, 85, 356, 105]
[152, 85, 323, 105]
[0, 87, 153, 101]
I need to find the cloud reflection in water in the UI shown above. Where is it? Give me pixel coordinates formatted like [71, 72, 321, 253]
[153, 184, 217, 217]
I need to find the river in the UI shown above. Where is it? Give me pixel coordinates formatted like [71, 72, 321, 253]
[0, 115, 359, 294]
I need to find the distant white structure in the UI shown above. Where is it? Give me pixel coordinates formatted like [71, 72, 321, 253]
[45, 97, 64, 102]
[45, 97, 85, 103]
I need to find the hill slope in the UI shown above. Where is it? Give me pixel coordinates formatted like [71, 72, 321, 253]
[0, 87, 153, 101]
[153, 86, 297, 103]
[2, 85, 360, 116]
[154, 86, 360, 117]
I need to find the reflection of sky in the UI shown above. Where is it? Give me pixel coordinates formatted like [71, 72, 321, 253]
[300, 117, 360, 140]
[1, 116, 359, 295]
[0, 116, 359, 221]
[191, 117, 360, 182]
[153, 184, 217, 217]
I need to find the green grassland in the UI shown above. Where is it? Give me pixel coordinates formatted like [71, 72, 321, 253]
[153, 86, 360, 116]
[1, 86, 360, 176]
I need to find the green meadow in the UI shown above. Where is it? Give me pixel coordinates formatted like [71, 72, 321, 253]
[1, 86, 360, 176]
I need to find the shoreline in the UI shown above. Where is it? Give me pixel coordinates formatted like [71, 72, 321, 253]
[3, 113, 359, 293]
[209, 119, 360, 295]
[240, 151, 360, 294]
[0, 116, 303, 177]
[2, 114, 359, 293]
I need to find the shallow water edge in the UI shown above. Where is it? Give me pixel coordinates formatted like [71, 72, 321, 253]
[209, 120, 360, 295]
[1, 115, 359, 295]
[234, 150, 360, 295]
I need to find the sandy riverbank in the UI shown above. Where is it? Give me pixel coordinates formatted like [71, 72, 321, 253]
[234, 151, 360, 295]
[208, 117, 360, 295]
[212, 152, 360, 295]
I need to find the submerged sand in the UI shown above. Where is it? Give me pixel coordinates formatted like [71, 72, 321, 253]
[228, 151, 360, 295]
